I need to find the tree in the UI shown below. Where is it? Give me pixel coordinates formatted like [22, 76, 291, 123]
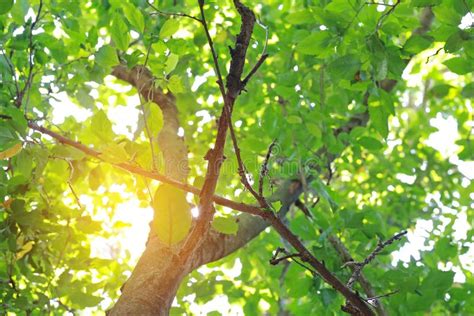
[0, 0, 473, 314]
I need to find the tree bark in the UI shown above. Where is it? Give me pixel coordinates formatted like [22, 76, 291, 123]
[108, 238, 190, 315]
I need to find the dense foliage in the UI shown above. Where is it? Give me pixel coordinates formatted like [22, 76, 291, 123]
[0, 0, 473, 314]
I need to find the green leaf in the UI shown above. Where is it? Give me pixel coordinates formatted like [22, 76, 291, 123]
[403, 35, 433, 54]
[95, 46, 119, 68]
[327, 55, 360, 81]
[0, 0, 13, 15]
[144, 102, 164, 136]
[357, 137, 384, 151]
[165, 54, 179, 74]
[168, 75, 184, 94]
[11, 0, 28, 24]
[160, 19, 180, 38]
[420, 270, 454, 294]
[443, 57, 474, 75]
[13, 148, 33, 177]
[51, 145, 86, 160]
[123, 3, 145, 32]
[4, 106, 27, 136]
[153, 184, 192, 245]
[461, 82, 474, 98]
[342, 210, 364, 229]
[444, 31, 469, 53]
[0, 122, 18, 151]
[312, 178, 338, 212]
[436, 237, 457, 260]
[306, 123, 322, 139]
[287, 115, 302, 124]
[464, 40, 474, 58]
[295, 32, 332, 56]
[76, 88, 95, 110]
[211, 217, 239, 235]
[90, 110, 114, 142]
[368, 92, 393, 138]
[430, 84, 452, 98]
[286, 10, 315, 25]
[111, 15, 130, 51]
[412, 0, 442, 6]
[457, 139, 473, 161]
[68, 291, 103, 308]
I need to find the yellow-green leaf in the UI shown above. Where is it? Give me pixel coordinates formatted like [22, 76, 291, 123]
[167, 75, 184, 94]
[89, 166, 103, 190]
[159, 19, 180, 38]
[211, 217, 239, 235]
[16, 240, 34, 260]
[100, 142, 129, 163]
[153, 184, 191, 245]
[144, 102, 164, 136]
[111, 15, 130, 51]
[0, 142, 22, 159]
[165, 54, 179, 74]
[123, 3, 145, 32]
[287, 115, 302, 124]
[90, 110, 114, 142]
[95, 46, 119, 68]
[192, 176, 205, 205]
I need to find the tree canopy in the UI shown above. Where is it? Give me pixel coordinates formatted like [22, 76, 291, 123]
[0, 0, 473, 315]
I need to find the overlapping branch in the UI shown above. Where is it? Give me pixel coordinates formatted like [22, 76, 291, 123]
[177, 0, 256, 261]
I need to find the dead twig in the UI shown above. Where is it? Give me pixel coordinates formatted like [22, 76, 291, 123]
[347, 230, 408, 289]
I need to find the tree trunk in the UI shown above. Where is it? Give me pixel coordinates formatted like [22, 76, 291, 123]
[108, 236, 191, 315]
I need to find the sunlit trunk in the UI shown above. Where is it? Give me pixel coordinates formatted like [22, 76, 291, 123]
[108, 235, 191, 315]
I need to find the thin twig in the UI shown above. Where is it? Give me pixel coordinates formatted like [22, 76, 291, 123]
[241, 54, 268, 89]
[67, 182, 82, 210]
[426, 47, 443, 64]
[146, 1, 201, 23]
[375, 0, 401, 32]
[1, 50, 20, 101]
[138, 102, 158, 171]
[227, 116, 270, 208]
[347, 230, 407, 288]
[366, 1, 395, 7]
[197, 1, 226, 98]
[365, 289, 399, 302]
[269, 247, 317, 275]
[326, 161, 334, 186]
[258, 140, 276, 197]
[22, 0, 43, 112]
[241, 18, 269, 89]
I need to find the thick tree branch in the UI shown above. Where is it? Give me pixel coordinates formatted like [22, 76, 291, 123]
[177, 0, 256, 261]
[112, 65, 188, 181]
[27, 121, 267, 217]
